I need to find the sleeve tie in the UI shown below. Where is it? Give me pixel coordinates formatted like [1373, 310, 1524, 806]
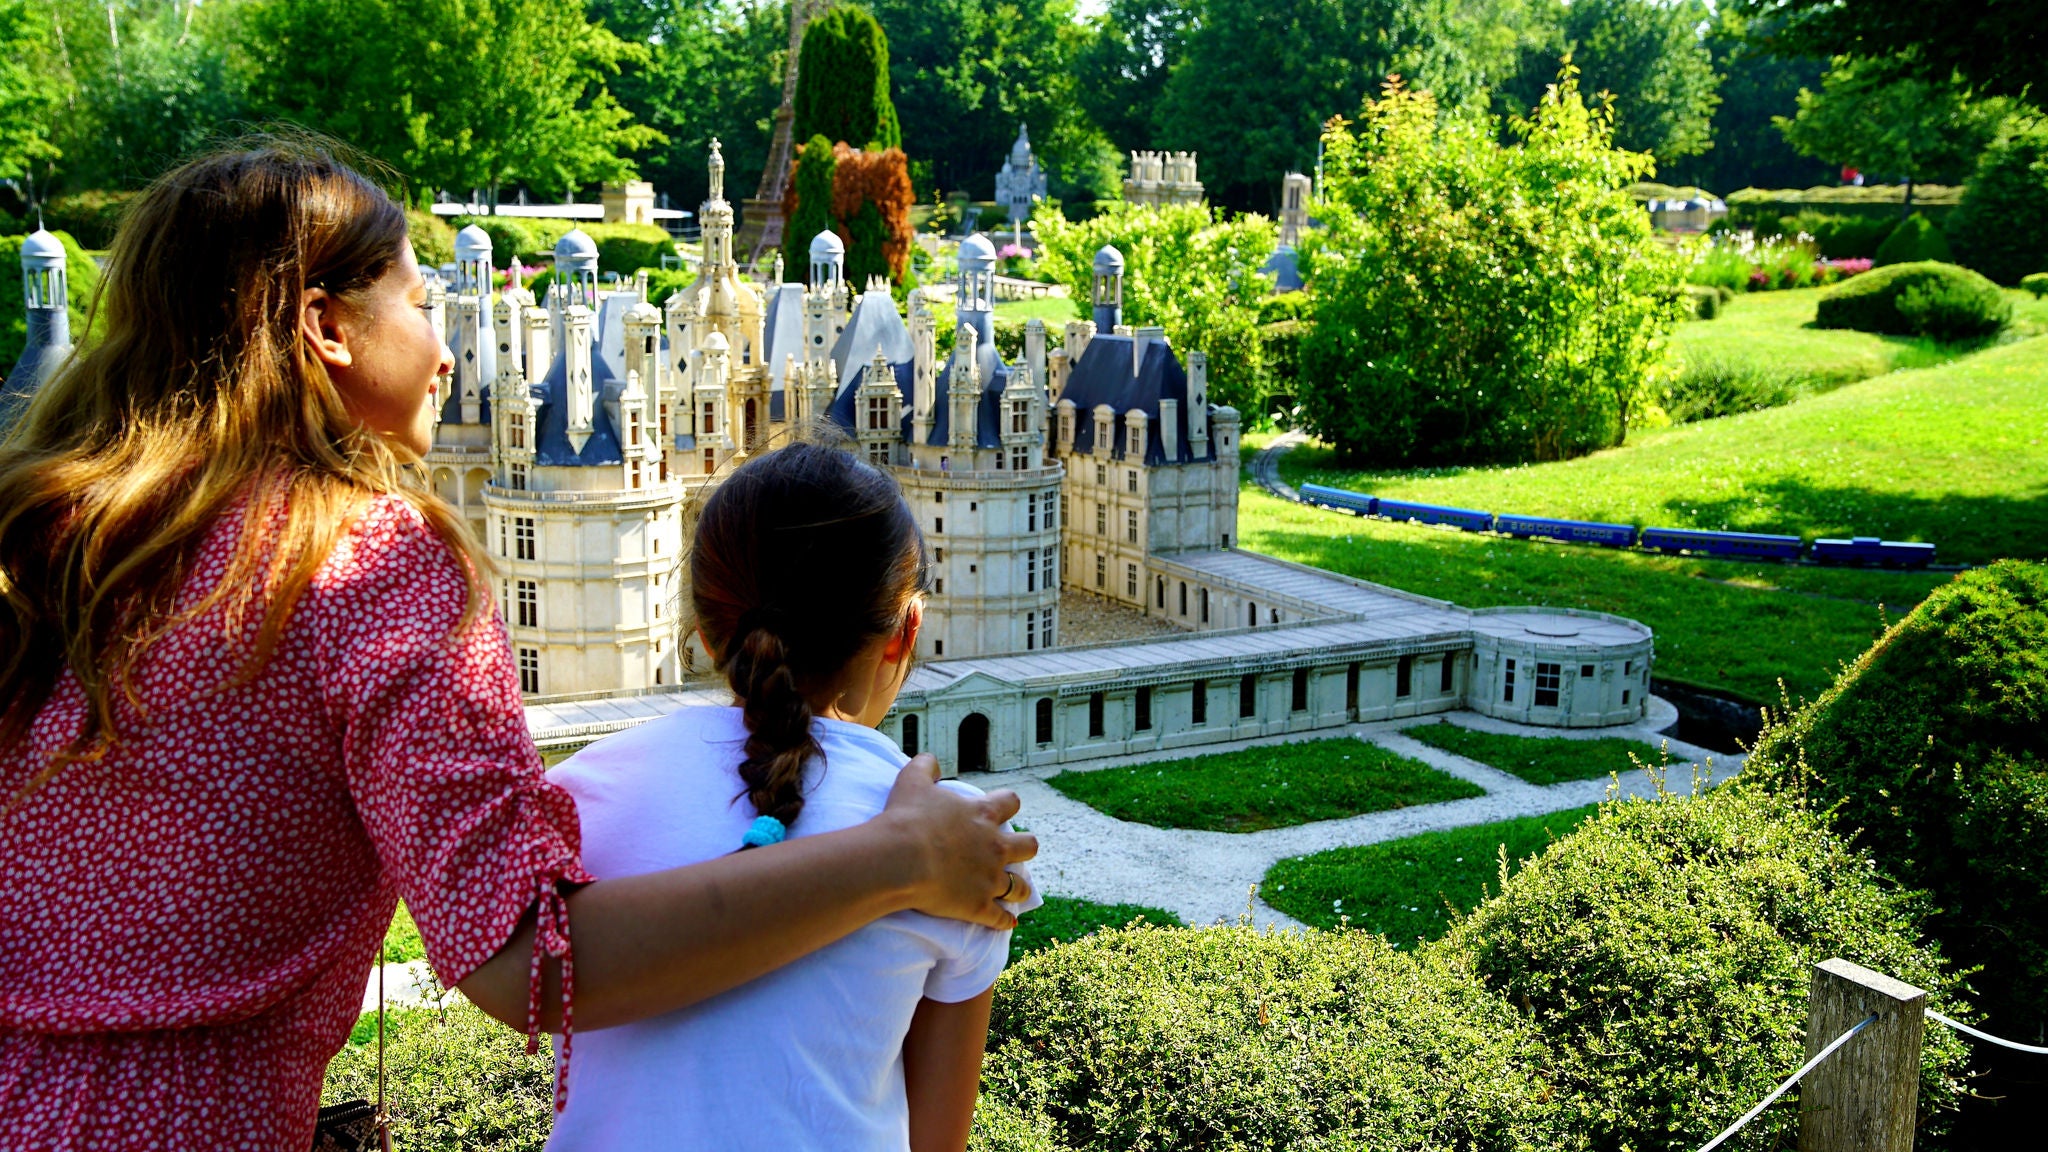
[524, 877, 575, 1113]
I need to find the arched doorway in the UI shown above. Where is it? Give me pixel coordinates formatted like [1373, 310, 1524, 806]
[956, 713, 990, 773]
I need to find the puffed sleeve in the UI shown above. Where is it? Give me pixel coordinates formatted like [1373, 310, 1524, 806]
[308, 496, 592, 1108]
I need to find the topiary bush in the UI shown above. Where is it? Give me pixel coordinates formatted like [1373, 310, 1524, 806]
[1947, 117, 2048, 285]
[1873, 212, 1955, 267]
[1814, 261, 2009, 339]
[0, 229, 99, 378]
[977, 924, 1570, 1152]
[1443, 784, 1970, 1152]
[323, 1000, 554, 1152]
[1746, 561, 2048, 1045]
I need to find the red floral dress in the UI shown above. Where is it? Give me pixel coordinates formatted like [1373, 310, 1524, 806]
[0, 494, 591, 1150]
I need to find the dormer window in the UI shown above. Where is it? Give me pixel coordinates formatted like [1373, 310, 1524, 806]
[510, 462, 528, 491]
[508, 414, 527, 450]
[1011, 400, 1030, 434]
[865, 396, 891, 431]
[1127, 424, 1143, 458]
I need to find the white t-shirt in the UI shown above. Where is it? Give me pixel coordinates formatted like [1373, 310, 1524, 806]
[543, 704, 1029, 1152]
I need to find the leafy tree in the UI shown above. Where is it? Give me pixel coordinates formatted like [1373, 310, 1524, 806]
[0, 0, 60, 183]
[588, 0, 787, 212]
[1503, 0, 1721, 166]
[1154, 0, 1491, 212]
[1673, 9, 1831, 193]
[1070, 0, 1192, 154]
[1297, 72, 1686, 466]
[1948, 116, 2048, 284]
[782, 134, 838, 276]
[793, 3, 899, 151]
[1739, 0, 2048, 104]
[865, 0, 1116, 201]
[1776, 57, 2009, 210]
[1034, 200, 1277, 414]
[237, 0, 662, 201]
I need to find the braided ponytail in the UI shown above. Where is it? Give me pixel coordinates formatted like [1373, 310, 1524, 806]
[689, 442, 926, 839]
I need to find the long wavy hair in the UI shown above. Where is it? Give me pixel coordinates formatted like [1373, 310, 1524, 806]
[689, 442, 925, 829]
[0, 134, 486, 793]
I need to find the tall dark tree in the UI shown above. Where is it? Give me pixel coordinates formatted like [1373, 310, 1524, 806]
[1071, 0, 1193, 153]
[0, 0, 61, 184]
[1156, 0, 1490, 212]
[781, 134, 837, 275]
[793, 4, 900, 151]
[1670, 10, 1831, 193]
[588, 0, 787, 212]
[1739, 0, 2048, 104]
[1503, 0, 1720, 167]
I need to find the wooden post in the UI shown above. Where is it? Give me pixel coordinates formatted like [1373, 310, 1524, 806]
[1800, 958, 1927, 1152]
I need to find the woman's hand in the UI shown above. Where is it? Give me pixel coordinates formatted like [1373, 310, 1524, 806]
[878, 754, 1037, 929]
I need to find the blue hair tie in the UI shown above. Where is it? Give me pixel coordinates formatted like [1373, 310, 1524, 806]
[741, 814, 787, 849]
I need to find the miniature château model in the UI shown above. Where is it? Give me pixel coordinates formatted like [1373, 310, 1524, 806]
[993, 124, 1048, 242]
[1122, 151, 1203, 208]
[0, 144, 1661, 773]
[2, 228, 73, 414]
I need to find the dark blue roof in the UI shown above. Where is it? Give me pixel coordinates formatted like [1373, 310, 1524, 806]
[825, 342, 1015, 451]
[1260, 246, 1303, 293]
[1058, 334, 1215, 465]
[528, 295, 639, 466]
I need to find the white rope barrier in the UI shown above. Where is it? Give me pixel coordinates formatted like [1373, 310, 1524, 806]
[1928, 1010, 2048, 1055]
[1695, 1013, 1877, 1152]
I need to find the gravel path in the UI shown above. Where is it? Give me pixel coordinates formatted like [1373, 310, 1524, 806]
[984, 697, 1741, 930]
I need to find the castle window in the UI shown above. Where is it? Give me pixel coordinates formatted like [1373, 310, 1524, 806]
[1027, 551, 1037, 592]
[509, 414, 526, 449]
[936, 548, 944, 562]
[1155, 575, 1165, 608]
[1192, 681, 1208, 725]
[659, 405, 669, 440]
[866, 396, 890, 431]
[1581, 664, 1596, 679]
[1441, 655, 1455, 693]
[1011, 400, 1029, 434]
[1291, 668, 1309, 712]
[1035, 698, 1054, 745]
[516, 580, 539, 628]
[1095, 554, 1106, 589]
[498, 518, 507, 557]
[703, 449, 715, 474]
[1239, 674, 1257, 719]
[1026, 611, 1036, 650]
[701, 402, 716, 435]
[517, 647, 541, 695]
[902, 713, 919, 756]
[1088, 692, 1105, 738]
[1136, 686, 1152, 731]
[1271, 607, 1280, 624]
[935, 491, 944, 503]
[1027, 493, 1037, 532]
[1127, 425, 1142, 458]
[1126, 509, 1138, 544]
[1095, 503, 1106, 535]
[935, 577, 944, 594]
[1622, 688, 1632, 705]
[1624, 659, 1633, 676]
[1041, 606, 1053, 650]
[1200, 587, 1210, 623]
[1179, 582, 1187, 616]
[934, 640, 943, 656]
[1058, 495, 1066, 527]
[629, 460, 643, 489]
[659, 458, 669, 481]
[1503, 659, 1517, 703]
[510, 462, 528, 491]
[935, 517, 944, 534]
[1397, 655, 1413, 698]
[1534, 662, 1561, 708]
[1011, 448, 1029, 471]
[514, 517, 536, 561]
[1347, 663, 1361, 711]
[1125, 563, 1137, 599]
[1043, 547, 1056, 588]
[867, 442, 890, 467]
[627, 409, 642, 443]
[1095, 462, 1106, 485]
[1126, 470, 1137, 493]
[1248, 601, 1257, 627]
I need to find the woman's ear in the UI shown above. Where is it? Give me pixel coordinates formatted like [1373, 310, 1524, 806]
[301, 287, 354, 371]
[882, 599, 923, 666]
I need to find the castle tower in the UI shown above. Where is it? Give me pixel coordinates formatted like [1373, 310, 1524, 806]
[492, 291, 537, 492]
[1279, 172, 1311, 249]
[947, 324, 980, 455]
[854, 345, 901, 467]
[1092, 244, 1124, 332]
[451, 224, 495, 424]
[956, 233, 996, 347]
[3, 229, 73, 411]
[808, 229, 845, 295]
[910, 288, 936, 447]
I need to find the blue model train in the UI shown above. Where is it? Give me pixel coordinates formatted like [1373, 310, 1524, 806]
[1294, 482, 1936, 567]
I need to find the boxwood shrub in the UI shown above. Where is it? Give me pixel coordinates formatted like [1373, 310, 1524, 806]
[1814, 261, 2010, 339]
[2024, 272, 2048, 298]
[323, 1001, 554, 1152]
[976, 925, 1570, 1152]
[449, 217, 676, 275]
[1872, 212, 1953, 267]
[1746, 560, 2048, 1045]
[1442, 785, 1969, 1152]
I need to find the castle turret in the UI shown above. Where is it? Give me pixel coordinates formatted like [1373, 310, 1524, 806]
[1187, 349, 1210, 457]
[492, 294, 536, 490]
[2, 229, 73, 410]
[1092, 244, 1124, 333]
[553, 229, 600, 338]
[956, 233, 995, 347]
[948, 323, 979, 455]
[855, 344, 901, 467]
[808, 229, 844, 295]
[564, 299, 596, 454]
[910, 288, 936, 447]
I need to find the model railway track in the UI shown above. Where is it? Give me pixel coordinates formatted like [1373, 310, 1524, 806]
[1253, 434, 1945, 570]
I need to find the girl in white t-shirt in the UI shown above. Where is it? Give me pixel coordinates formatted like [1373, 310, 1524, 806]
[545, 442, 1034, 1152]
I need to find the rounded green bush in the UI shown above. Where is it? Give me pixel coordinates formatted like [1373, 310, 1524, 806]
[2022, 272, 2048, 298]
[1813, 260, 2010, 339]
[1747, 560, 2048, 1048]
[978, 924, 1568, 1152]
[1442, 786, 1970, 1152]
[1873, 212, 1954, 267]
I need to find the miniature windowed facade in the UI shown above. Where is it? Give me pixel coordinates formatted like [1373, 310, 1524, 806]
[517, 648, 541, 694]
[1036, 698, 1054, 745]
[1088, 692, 1105, 738]
[1396, 655, 1413, 698]
[516, 580, 539, 628]
[1534, 662, 1561, 707]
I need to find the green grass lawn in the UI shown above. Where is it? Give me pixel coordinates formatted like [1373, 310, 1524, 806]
[1278, 332, 2048, 566]
[1402, 722, 1671, 785]
[1240, 486, 1945, 703]
[1263, 804, 1601, 943]
[382, 901, 426, 965]
[1667, 287, 2024, 388]
[1045, 737, 1483, 832]
[1010, 895, 1183, 964]
[993, 294, 1080, 325]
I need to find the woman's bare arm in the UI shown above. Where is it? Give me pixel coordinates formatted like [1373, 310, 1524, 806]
[904, 989, 997, 1152]
[458, 757, 1035, 1032]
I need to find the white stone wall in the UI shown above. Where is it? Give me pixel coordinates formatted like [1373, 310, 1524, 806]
[898, 464, 1064, 659]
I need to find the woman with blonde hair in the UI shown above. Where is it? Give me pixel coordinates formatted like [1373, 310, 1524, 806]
[0, 136, 1035, 1149]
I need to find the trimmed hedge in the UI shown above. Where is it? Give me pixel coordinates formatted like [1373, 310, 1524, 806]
[1947, 118, 2048, 285]
[1777, 210, 1898, 260]
[0, 229, 99, 378]
[1444, 785, 1970, 1152]
[977, 925, 1569, 1152]
[1813, 261, 2009, 339]
[448, 216, 675, 274]
[1724, 185, 1961, 233]
[1873, 212, 1954, 267]
[1746, 561, 2048, 1042]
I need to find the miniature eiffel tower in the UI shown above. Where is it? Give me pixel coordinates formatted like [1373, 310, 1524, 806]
[739, 0, 832, 265]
